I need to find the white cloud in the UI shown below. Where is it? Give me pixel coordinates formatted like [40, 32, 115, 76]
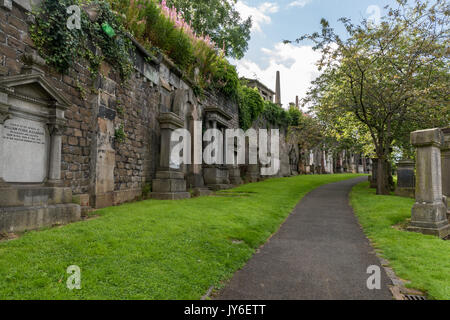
[236, 1, 279, 33]
[235, 43, 322, 108]
[288, 0, 312, 8]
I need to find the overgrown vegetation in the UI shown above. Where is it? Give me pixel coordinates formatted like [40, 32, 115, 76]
[30, 0, 134, 80]
[30, 0, 296, 129]
[0, 174, 358, 299]
[351, 182, 450, 300]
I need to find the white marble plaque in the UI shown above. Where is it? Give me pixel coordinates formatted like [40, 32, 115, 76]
[2, 117, 49, 183]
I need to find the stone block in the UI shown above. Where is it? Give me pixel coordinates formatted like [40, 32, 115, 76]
[113, 188, 142, 205]
[72, 193, 90, 207]
[0, 203, 81, 233]
[408, 201, 449, 238]
[411, 128, 443, 147]
[152, 178, 186, 193]
[93, 192, 114, 209]
[0, 186, 72, 207]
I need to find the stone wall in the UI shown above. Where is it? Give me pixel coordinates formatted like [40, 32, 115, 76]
[0, 1, 238, 212]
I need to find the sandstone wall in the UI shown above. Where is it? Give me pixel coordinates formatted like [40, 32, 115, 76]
[0, 1, 238, 208]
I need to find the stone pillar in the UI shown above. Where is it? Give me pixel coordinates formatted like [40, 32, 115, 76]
[47, 124, 63, 186]
[395, 159, 415, 198]
[151, 112, 190, 200]
[441, 128, 450, 219]
[408, 128, 449, 238]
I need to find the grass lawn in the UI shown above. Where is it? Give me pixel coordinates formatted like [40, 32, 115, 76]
[0, 174, 360, 299]
[351, 182, 450, 300]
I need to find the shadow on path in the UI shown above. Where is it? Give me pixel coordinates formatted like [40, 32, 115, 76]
[217, 176, 393, 300]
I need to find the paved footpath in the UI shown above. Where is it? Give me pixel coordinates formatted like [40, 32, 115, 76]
[217, 177, 393, 300]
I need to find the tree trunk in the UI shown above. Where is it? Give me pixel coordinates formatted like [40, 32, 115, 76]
[376, 156, 390, 195]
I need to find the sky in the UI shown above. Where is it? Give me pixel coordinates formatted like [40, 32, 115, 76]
[232, 0, 399, 108]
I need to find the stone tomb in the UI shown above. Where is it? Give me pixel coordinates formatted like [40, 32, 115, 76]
[0, 66, 80, 233]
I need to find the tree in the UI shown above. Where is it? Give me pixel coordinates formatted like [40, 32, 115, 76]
[288, 0, 450, 194]
[162, 0, 252, 59]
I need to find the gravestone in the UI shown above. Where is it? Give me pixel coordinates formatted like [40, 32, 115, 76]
[395, 159, 415, 198]
[0, 66, 80, 233]
[408, 128, 449, 238]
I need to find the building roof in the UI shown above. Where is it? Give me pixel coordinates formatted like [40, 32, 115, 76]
[240, 77, 275, 95]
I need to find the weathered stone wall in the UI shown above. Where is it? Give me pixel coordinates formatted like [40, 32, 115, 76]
[0, 1, 239, 210]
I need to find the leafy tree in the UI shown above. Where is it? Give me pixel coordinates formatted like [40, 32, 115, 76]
[162, 0, 252, 59]
[288, 0, 450, 194]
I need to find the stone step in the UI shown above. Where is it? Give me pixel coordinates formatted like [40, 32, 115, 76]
[0, 203, 81, 233]
[0, 186, 72, 207]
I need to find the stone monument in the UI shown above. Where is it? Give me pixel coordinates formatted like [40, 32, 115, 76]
[408, 128, 449, 238]
[151, 112, 191, 200]
[395, 159, 415, 198]
[0, 66, 80, 232]
[202, 106, 233, 190]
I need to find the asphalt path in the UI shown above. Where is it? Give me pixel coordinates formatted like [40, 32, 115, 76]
[217, 176, 393, 300]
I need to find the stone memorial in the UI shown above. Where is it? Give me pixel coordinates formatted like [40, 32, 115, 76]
[0, 66, 80, 233]
[408, 128, 449, 238]
[395, 159, 415, 198]
[202, 106, 233, 190]
[151, 112, 190, 200]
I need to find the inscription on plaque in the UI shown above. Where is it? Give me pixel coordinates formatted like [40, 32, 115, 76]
[2, 117, 49, 183]
[4, 121, 46, 145]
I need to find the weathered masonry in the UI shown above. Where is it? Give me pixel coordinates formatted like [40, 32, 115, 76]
[0, 0, 367, 233]
[0, 0, 292, 232]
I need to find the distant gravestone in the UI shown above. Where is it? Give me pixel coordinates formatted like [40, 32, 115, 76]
[395, 160, 415, 198]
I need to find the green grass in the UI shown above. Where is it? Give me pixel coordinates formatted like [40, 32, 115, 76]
[351, 182, 450, 300]
[0, 174, 361, 300]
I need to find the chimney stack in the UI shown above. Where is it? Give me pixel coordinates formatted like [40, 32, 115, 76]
[295, 96, 299, 109]
[275, 71, 281, 106]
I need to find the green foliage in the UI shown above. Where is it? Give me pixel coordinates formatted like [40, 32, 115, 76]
[212, 58, 239, 98]
[237, 86, 265, 131]
[287, 106, 303, 127]
[262, 101, 292, 127]
[0, 174, 358, 299]
[109, 0, 240, 98]
[162, 0, 252, 59]
[291, 0, 450, 194]
[30, 0, 134, 80]
[141, 183, 152, 197]
[114, 124, 126, 143]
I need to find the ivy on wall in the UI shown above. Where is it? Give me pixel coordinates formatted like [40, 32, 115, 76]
[30, 0, 134, 81]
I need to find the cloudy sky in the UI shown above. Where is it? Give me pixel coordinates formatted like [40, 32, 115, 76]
[232, 0, 398, 108]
